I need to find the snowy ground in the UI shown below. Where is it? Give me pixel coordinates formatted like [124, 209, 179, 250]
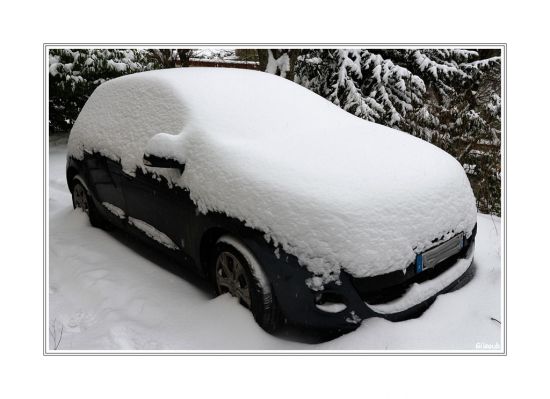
[48, 140, 502, 351]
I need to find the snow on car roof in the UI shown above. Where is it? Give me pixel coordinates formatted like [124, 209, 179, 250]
[69, 68, 477, 286]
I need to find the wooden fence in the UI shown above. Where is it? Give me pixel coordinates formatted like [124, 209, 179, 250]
[188, 59, 259, 70]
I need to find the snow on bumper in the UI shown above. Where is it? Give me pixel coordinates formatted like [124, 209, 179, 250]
[365, 243, 475, 315]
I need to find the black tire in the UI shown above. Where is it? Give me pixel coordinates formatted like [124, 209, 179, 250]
[71, 179, 108, 229]
[212, 238, 282, 333]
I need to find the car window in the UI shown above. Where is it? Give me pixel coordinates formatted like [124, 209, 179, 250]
[69, 74, 187, 174]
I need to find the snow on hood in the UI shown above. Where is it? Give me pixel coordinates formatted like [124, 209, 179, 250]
[69, 68, 477, 286]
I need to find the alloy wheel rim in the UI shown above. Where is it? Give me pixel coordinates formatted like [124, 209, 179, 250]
[215, 251, 252, 308]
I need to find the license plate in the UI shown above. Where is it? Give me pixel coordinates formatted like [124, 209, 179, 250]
[415, 233, 464, 273]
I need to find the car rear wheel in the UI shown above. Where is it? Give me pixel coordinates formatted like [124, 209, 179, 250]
[71, 179, 107, 228]
[212, 237, 282, 333]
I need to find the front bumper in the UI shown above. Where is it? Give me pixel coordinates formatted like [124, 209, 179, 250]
[243, 228, 476, 332]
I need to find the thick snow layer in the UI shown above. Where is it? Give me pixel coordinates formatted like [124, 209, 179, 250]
[49, 142, 501, 351]
[68, 68, 477, 283]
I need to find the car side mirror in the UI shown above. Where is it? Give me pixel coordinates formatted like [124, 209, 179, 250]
[143, 153, 185, 173]
[143, 132, 186, 173]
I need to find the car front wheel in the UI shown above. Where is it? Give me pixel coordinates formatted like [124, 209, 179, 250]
[213, 236, 282, 333]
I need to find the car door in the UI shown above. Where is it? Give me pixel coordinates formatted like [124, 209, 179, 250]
[121, 166, 187, 251]
[84, 152, 126, 215]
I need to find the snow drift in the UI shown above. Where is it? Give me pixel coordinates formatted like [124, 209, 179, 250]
[68, 68, 477, 284]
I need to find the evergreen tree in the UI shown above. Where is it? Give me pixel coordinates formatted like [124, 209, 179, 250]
[434, 55, 502, 214]
[257, 49, 300, 80]
[323, 49, 386, 122]
[296, 49, 425, 126]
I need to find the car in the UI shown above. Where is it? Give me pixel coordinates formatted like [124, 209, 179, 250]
[66, 67, 477, 333]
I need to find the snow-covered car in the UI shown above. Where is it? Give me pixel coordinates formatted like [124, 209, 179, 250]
[66, 68, 477, 333]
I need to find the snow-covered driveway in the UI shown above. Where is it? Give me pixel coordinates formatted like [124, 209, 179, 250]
[48, 140, 502, 351]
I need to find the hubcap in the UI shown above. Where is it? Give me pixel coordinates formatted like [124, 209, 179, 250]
[73, 184, 89, 213]
[215, 251, 252, 308]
